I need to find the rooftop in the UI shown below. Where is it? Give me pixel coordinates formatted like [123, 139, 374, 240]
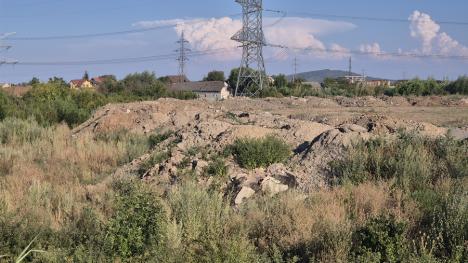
[170, 81, 227, 93]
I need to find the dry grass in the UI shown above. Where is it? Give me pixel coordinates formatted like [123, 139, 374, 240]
[0, 118, 150, 229]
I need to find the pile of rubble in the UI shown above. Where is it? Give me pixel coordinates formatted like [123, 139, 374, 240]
[75, 98, 459, 204]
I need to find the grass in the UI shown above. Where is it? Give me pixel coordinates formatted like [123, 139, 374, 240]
[230, 135, 291, 169]
[0, 119, 466, 262]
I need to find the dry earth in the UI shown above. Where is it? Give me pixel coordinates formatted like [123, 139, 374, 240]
[74, 96, 468, 203]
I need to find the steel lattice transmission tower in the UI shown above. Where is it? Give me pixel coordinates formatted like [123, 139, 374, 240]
[176, 31, 190, 78]
[231, 0, 266, 97]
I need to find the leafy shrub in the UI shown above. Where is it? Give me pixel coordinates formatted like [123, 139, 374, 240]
[445, 76, 468, 95]
[206, 158, 228, 178]
[231, 135, 290, 169]
[60, 207, 107, 261]
[105, 179, 166, 260]
[164, 181, 260, 262]
[351, 216, 408, 263]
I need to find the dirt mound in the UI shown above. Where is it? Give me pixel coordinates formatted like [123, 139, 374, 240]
[407, 96, 468, 107]
[334, 96, 387, 107]
[343, 114, 447, 137]
[380, 96, 411, 106]
[76, 97, 456, 198]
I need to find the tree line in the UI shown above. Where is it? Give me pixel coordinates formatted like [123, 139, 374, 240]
[0, 72, 197, 127]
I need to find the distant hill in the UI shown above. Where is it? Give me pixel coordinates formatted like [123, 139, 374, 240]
[286, 69, 383, 83]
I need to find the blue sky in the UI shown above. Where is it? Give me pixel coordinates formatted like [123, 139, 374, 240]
[0, 0, 467, 83]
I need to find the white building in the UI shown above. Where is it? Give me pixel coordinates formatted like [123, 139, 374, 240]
[170, 81, 230, 101]
[1, 83, 11, 89]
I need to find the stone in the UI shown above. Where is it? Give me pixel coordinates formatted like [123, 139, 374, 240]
[260, 177, 289, 197]
[338, 124, 368, 133]
[234, 186, 256, 205]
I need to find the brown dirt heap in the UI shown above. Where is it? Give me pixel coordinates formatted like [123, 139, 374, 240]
[73, 96, 464, 202]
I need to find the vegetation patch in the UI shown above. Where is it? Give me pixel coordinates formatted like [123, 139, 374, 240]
[230, 135, 291, 169]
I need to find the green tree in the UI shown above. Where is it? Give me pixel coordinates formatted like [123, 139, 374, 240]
[445, 76, 468, 95]
[227, 67, 267, 96]
[273, 74, 288, 88]
[28, 77, 40, 86]
[47, 77, 68, 87]
[121, 71, 167, 98]
[203, 70, 225, 81]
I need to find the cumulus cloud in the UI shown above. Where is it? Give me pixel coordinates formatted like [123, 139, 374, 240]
[328, 43, 351, 59]
[409, 10, 468, 56]
[409, 11, 440, 53]
[133, 17, 356, 61]
[359, 43, 382, 54]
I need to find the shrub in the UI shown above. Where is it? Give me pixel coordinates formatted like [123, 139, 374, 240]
[163, 181, 260, 262]
[351, 216, 409, 263]
[206, 158, 228, 178]
[105, 179, 167, 260]
[138, 151, 170, 175]
[0, 118, 45, 145]
[148, 131, 173, 148]
[231, 135, 290, 169]
[445, 76, 468, 95]
[60, 207, 107, 261]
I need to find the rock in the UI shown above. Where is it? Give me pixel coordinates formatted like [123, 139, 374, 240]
[338, 124, 368, 133]
[235, 186, 256, 205]
[193, 159, 209, 173]
[260, 177, 289, 196]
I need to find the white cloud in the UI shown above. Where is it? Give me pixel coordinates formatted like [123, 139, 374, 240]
[133, 17, 356, 61]
[359, 43, 382, 54]
[409, 11, 440, 53]
[409, 10, 468, 56]
[329, 43, 351, 59]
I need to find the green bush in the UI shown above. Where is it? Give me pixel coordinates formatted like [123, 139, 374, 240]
[60, 207, 107, 262]
[148, 131, 173, 148]
[105, 179, 167, 260]
[231, 135, 290, 169]
[445, 76, 468, 94]
[206, 157, 228, 178]
[163, 181, 261, 262]
[351, 216, 408, 263]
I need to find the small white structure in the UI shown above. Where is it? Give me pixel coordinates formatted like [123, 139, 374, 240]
[170, 81, 230, 101]
[344, 75, 366, 84]
[1, 83, 11, 89]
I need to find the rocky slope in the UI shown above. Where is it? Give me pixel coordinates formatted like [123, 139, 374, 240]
[74, 96, 466, 203]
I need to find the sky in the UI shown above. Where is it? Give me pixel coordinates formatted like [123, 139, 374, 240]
[0, 0, 467, 83]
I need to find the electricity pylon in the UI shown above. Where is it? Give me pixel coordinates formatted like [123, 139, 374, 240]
[176, 31, 190, 78]
[231, 0, 266, 97]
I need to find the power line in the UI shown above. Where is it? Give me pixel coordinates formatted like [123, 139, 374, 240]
[287, 11, 468, 26]
[267, 43, 468, 60]
[13, 48, 235, 66]
[8, 14, 242, 41]
[0, 33, 17, 65]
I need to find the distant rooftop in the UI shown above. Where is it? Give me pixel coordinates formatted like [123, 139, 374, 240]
[170, 81, 226, 93]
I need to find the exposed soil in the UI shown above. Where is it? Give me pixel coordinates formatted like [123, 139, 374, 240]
[74, 96, 468, 200]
